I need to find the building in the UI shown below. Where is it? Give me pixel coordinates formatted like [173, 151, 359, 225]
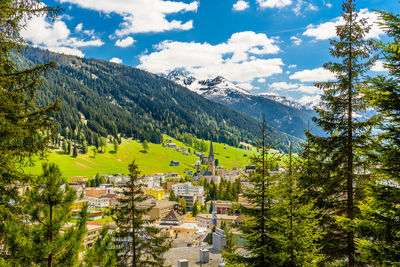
[72, 209, 103, 221]
[138, 200, 180, 220]
[165, 143, 178, 149]
[85, 188, 107, 198]
[160, 210, 183, 225]
[179, 194, 205, 210]
[84, 223, 103, 247]
[180, 147, 189, 155]
[144, 188, 165, 201]
[196, 213, 238, 229]
[87, 197, 110, 208]
[70, 176, 88, 183]
[205, 200, 252, 215]
[71, 199, 87, 210]
[170, 160, 180, 166]
[172, 182, 204, 195]
[207, 139, 215, 176]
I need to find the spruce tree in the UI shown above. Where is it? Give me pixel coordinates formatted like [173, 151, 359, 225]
[223, 115, 281, 266]
[0, 0, 60, 245]
[355, 5, 400, 264]
[3, 163, 88, 266]
[302, 0, 377, 264]
[274, 142, 324, 266]
[113, 160, 169, 267]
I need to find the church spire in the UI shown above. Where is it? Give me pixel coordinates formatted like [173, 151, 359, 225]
[207, 138, 215, 176]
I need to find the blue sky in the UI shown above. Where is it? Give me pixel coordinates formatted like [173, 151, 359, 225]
[21, 0, 396, 105]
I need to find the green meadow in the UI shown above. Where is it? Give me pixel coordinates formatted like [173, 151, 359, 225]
[24, 136, 256, 179]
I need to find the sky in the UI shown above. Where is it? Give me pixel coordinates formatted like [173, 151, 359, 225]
[21, 0, 396, 105]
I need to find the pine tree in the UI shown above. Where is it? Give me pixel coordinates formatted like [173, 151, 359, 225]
[3, 163, 88, 266]
[73, 145, 78, 157]
[192, 201, 199, 217]
[84, 226, 117, 267]
[113, 160, 169, 267]
[274, 142, 324, 266]
[179, 197, 187, 214]
[168, 190, 176, 201]
[114, 138, 119, 153]
[303, 0, 377, 264]
[142, 140, 149, 152]
[223, 115, 282, 266]
[0, 0, 61, 244]
[355, 5, 400, 264]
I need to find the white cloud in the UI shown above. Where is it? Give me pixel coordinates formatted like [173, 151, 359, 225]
[75, 23, 83, 32]
[110, 57, 123, 64]
[257, 78, 266, 83]
[138, 31, 283, 83]
[326, 3, 332, 8]
[371, 60, 388, 72]
[288, 64, 297, 68]
[115, 36, 135, 47]
[290, 36, 302, 45]
[233, 0, 249, 11]
[289, 67, 335, 82]
[257, 0, 292, 8]
[303, 9, 385, 40]
[59, 0, 198, 36]
[20, 15, 104, 57]
[269, 82, 320, 95]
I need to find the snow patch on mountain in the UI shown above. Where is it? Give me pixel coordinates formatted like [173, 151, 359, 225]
[167, 70, 308, 110]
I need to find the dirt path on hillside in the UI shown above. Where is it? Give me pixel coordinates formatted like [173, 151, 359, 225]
[74, 162, 92, 169]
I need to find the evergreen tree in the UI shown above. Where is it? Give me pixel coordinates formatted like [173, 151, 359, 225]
[274, 142, 324, 266]
[72, 145, 78, 157]
[223, 115, 282, 266]
[302, 0, 376, 264]
[179, 197, 187, 214]
[84, 226, 117, 267]
[114, 138, 119, 153]
[355, 5, 400, 264]
[142, 140, 149, 152]
[168, 190, 176, 201]
[3, 163, 88, 266]
[192, 201, 199, 217]
[0, 0, 60, 244]
[113, 160, 169, 267]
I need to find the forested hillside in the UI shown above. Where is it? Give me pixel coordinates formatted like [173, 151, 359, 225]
[18, 48, 301, 151]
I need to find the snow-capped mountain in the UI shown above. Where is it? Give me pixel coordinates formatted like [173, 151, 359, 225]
[258, 93, 307, 110]
[167, 70, 307, 110]
[167, 70, 322, 139]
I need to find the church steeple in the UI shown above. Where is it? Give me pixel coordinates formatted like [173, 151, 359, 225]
[212, 197, 217, 227]
[207, 139, 215, 176]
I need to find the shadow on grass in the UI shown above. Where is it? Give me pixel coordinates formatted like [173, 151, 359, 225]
[56, 151, 67, 155]
[139, 150, 148, 153]
[109, 151, 116, 154]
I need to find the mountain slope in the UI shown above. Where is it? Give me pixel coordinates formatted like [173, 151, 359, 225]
[167, 71, 322, 138]
[20, 48, 301, 152]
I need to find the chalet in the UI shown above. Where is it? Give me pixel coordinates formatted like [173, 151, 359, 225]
[170, 160, 180, 166]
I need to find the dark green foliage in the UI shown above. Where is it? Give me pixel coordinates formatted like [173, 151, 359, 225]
[301, 0, 377, 264]
[223, 117, 282, 266]
[355, 4, 400, 264]
[19, 47, 301, 151]
[0, 0, 61, 243]
[113, 160, 169, 266]
[168, 190, 176, 201]
[72, 145, 78, 157]
[84, 226, 117, 267]
[3, 163, 88, 266]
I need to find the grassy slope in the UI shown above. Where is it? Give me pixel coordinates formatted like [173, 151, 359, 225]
[24, 136, 256, 179]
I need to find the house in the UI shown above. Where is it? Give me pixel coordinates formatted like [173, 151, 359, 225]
[71, 199, 88, 210]
[196, 213, 238, 229]
[178, 194, 205, 210]
[144, 188, 165, 201]
[172, 182, 204, 195]
[85, 188, 107, 198]
[180, 147, 189, 155]
[165, 143, 178, 149]
[70, 176, 88, 183]
[138, 199, 180, 220]
[160, 210, 183, 225]
[170, 160, 179, 166]
[165, 139, 173, 144]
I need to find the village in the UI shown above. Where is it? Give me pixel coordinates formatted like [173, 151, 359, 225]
[61, 140, 280, 266]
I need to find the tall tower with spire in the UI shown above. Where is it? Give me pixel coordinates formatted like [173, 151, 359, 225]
[207, 139, 215, 176]
[212, 198, 217, 227]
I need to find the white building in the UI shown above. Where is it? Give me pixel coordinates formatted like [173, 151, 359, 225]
[172, 182, 204, 195]
[88, 197, 110, 208]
